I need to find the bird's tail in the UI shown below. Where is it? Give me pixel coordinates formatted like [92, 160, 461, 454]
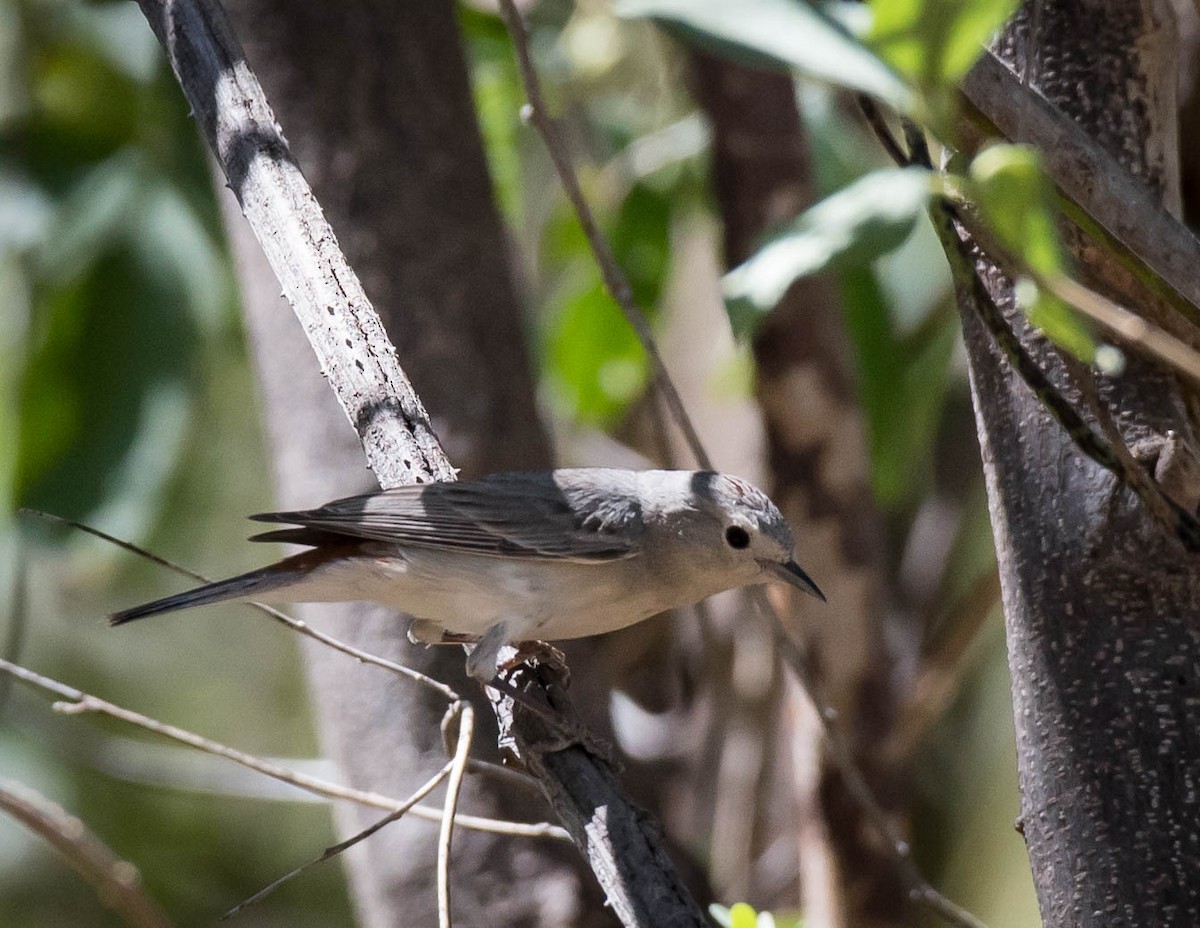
[108, 565, 294, 626]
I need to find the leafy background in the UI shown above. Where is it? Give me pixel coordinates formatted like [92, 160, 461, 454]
[0, 0, 1042, 924]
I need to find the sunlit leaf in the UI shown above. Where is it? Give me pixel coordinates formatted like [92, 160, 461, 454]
[869, 0, 1019, 88]
[15, 247, 199, 524]
[968, 143, 1096, 359]
[617, 0, 914, 112]
[543, 279, 648, 425]
[723, 167, 933, 335]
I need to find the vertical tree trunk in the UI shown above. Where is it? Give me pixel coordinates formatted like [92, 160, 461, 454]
[691, 56, 907, 927]
[220, 2, 609, 925]
[962, 3, 1200, 924]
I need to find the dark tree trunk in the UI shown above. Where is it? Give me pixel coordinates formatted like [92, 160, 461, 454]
[221, 2, 611, 925]
[961, 3, 1200, 924]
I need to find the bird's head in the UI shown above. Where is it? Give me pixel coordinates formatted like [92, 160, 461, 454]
[675, 472, 826, 602]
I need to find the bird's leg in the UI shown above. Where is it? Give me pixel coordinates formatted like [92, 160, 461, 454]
[464, 620, 511, 681]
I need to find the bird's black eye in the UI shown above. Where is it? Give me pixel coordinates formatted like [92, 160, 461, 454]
[724, 525, 751, 549]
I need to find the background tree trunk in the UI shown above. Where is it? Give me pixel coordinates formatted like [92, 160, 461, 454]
[221, 2, 610, 925]
[691, 55, 910, 928]
[962, 3, 1200, 924]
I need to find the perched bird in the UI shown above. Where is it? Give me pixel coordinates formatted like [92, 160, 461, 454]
[109, 469, 824, 679]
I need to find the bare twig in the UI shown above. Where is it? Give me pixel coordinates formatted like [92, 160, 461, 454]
[222, 761, 455, 919]
[0, 778, 173, 928]
[495, 0, 712, 472]
[20, 509, 460, 702]
[888, 569, 1002, 760]
[0, 657, 569, 842]
[857, 95, 909, 166]
[438, 702, 475, 928]
[755, 592, 990, 928]
[0, 544, 28, 711]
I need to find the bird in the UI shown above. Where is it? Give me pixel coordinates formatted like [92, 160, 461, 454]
[109, 469, 824, 679]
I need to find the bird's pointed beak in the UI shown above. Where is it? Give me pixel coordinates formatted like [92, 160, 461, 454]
[763, 558, 826, 602]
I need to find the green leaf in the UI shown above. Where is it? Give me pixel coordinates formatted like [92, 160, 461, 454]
[868, 0, 1020, 88]
[968, 144, 1096, 359]
[542, 278, 648, 425]
[723, 167, 933, 335]
[840, 268, 952, 508]
[617, 0, 914, 112]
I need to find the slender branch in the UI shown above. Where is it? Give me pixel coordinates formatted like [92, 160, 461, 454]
[222, 761, 455, 919]
[0, 778, 173, 928]
[135, 0, 454, 491]
[857, 95, 909, 166]
[888, 569, 1002, 760]
[755, 592, 990, 928]
[495, 0, 712, 472]
[0, 544, 29, 711]
[0, 657, 569, 842]
[19, 509, 460, 702]
[438, 702, 475, 928]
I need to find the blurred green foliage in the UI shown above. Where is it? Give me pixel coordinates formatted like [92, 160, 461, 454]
[3, 0, 1034, 924]
[2, 1, 348, 924]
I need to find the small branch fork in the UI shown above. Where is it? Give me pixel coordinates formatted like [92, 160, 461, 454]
[495, 4, 991, 927]
[860, 111, 1200, 553]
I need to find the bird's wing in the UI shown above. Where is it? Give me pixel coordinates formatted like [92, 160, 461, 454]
[248, 471, 643, 562]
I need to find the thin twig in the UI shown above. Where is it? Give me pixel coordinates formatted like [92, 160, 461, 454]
[222, 761, 455, 919]
[438, 702, 475, 928]
[856, 95, 909, 166]
[495, 0, 712, 472]
[0, 544, 29, 711]
[754, 593, 990, 928]
[0, 657, 569, 842]
[20, 509, 460, 702]
[888, 569, 1002, 760]
[0, 778, 174, 928]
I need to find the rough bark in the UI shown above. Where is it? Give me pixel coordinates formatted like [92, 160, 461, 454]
[216, 1, 614, 925]
[691, 55, 907, 926]
[961, 3, 1200, 925]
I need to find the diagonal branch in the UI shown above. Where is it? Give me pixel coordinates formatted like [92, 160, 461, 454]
[0, 656, 568, 842]
[132, 1, 703, 924]
[0, 778, 173, 928]
[961, 50, 1200, 328]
